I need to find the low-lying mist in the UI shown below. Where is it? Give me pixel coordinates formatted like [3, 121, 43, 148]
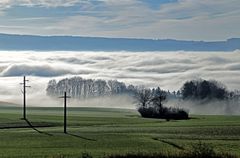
[1, 86, 239, 115]
[166, 99, 240, 115]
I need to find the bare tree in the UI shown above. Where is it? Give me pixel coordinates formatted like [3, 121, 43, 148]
[151, 87, 167, 109]
[134, 89, 152, 108]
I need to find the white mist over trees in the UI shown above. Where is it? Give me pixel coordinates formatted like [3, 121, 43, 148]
[46, 76, 240, 115]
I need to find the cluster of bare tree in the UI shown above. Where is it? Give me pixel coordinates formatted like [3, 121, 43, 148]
[135, 79, 240, 119]
[47, 77, 136, 99]
[46, 77, 239, 118]
[135, 87, 189, 120]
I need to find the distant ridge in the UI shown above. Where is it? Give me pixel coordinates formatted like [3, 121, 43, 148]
[0, 33, 239, 51]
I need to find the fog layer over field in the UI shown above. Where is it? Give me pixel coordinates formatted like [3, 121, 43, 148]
[165, 99, 240, 115]
[0, 51, 239, 114]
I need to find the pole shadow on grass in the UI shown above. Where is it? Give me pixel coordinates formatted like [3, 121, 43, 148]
[24, 119, 53, 136]
[66, 132, 97, 141]
[152, 138, 184, 150]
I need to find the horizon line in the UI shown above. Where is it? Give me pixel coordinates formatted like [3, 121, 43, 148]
[1, 32, 239, 42]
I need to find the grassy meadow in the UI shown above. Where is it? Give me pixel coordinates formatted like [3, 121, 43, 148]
[0, 105, 240, 158]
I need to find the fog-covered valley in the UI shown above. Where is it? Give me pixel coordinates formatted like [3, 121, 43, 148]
[0, 51, 240, 114]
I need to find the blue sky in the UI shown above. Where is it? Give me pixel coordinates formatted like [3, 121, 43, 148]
[0, 0, 240, 41]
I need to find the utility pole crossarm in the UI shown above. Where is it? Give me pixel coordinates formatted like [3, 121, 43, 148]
[59, 96, 71, 98]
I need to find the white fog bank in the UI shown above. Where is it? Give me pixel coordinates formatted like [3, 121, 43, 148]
[0, 51, 239, 113]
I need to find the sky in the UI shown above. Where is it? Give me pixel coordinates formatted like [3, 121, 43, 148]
[0, 0, 240, 41]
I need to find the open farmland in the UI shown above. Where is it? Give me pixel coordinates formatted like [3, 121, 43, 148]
[0, 105, 240, 158]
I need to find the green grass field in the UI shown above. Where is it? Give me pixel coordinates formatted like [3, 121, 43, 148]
[0, 105, 240, 158]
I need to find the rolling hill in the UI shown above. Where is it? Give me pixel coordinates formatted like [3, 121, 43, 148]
[0, 33, 239, 51]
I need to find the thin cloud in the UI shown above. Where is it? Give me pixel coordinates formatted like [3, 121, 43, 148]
[0, 0, 239, 40]
[0, 0, 81, 8]
[0, 64, 96, 77]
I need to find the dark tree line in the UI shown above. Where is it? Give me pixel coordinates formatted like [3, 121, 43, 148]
[181, 79, 229, 100]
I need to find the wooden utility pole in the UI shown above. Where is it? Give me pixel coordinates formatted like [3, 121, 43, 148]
[59, 92, 71, 134]
[20, 76, 30, 120]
